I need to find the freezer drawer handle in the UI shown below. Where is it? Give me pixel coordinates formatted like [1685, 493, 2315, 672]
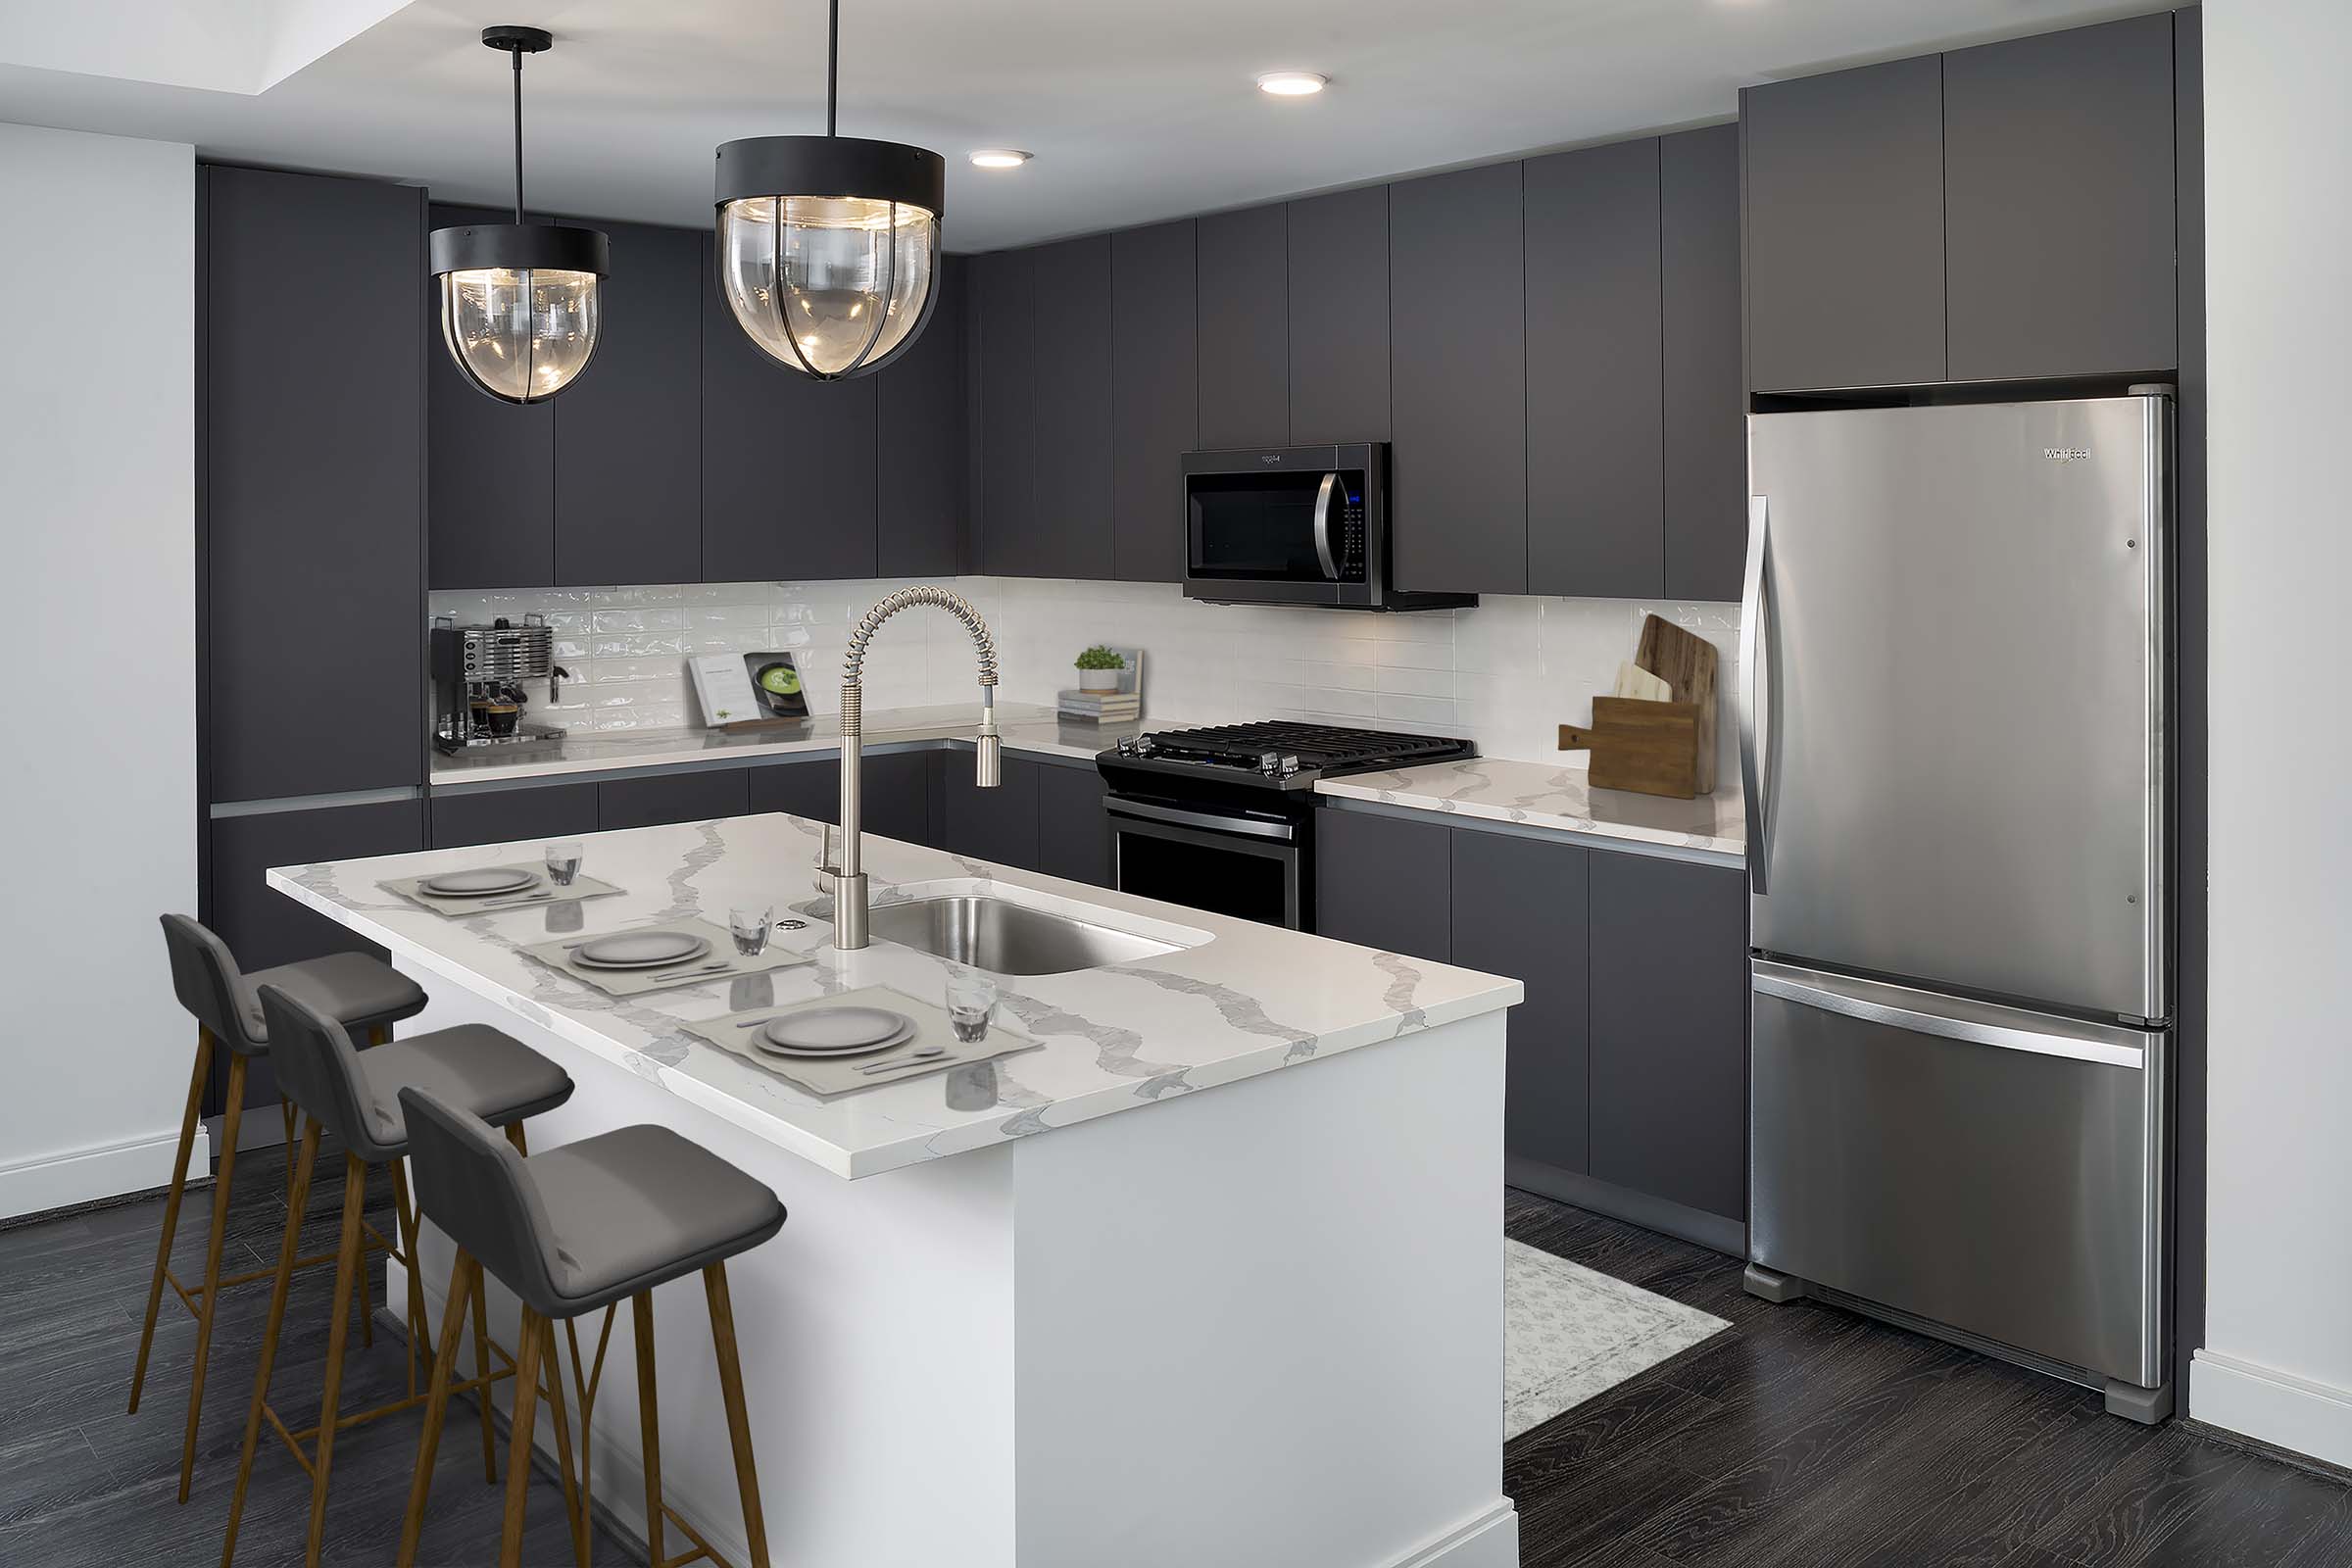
[1752, 961, 2148, 1068]
[1739, 495, 1772, 894]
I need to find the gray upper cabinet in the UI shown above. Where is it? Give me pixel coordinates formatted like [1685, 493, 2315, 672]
[876, 255, 969, 577]
[1020, 235, 1115, 579]
[557, 220, 703, 587]
[1287, 186, 1391, 445]
[1660, 124, 1746, 604]
[1110, 220, 1197, 583]
[1744, 55, 1947, 393]
[975, 247, 1038, 573]
[1452, 827, 1590, 1180]
[1525, 138, 1663, 600]
[1390, 162, 1527, 595]
[208, 167, 424, 802]
[1195, 204, 1289, 450]
[1942, 14, 2178, 381]
[425, 205, 554, 590]
[700, 234, 879, 582]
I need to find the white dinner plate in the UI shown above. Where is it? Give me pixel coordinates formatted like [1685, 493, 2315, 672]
[420, 867, 537, 897]
[573, 931, 711, 969]
[751, 1017, 915, 1059]
[760, 1006, 911, 1054]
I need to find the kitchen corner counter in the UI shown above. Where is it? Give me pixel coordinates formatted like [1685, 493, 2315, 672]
[1316, 756, 1746, 860]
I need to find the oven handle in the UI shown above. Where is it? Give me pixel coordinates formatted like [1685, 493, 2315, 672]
[1104, 796, 1297, 842]
[1312, 471, 1341, 581]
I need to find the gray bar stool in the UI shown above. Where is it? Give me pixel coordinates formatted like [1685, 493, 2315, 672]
[220, 983, 576, 1568]
[136, 913, 428, 1503]
[395, 1086, 788, 1568]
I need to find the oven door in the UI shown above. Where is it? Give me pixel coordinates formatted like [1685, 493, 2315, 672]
[1106, 796, 1306, 929]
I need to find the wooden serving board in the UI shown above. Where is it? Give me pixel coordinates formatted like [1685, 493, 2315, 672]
[1560, 700, 1704, 799]
[1633, 614, 1718, 788]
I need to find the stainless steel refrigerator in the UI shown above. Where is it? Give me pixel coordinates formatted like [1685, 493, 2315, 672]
[1740, 392, 2172, 1422]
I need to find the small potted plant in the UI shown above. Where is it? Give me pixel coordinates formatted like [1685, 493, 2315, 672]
[1074, 645, 1126, 694]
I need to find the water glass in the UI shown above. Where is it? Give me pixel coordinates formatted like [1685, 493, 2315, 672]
[730, 906, 774, 957]
[544, 842, 584, 887]
[946, 966, 998, 1043]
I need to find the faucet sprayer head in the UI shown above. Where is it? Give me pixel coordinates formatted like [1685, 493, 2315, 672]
[975, 731, 1003, 788]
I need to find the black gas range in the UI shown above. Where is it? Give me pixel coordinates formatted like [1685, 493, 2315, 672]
[1095, 721, 1475, 929]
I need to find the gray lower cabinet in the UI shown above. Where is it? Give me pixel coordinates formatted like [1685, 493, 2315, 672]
[1195, 204, 1290, 450]
[746, 751, 931, 845]
[1659, 123, 1746, 604]
[939, 755, 1042, 870]
[429, 782, 599, 850]
[1110, 220, 1197, 583]
[1036, 764, 1112, 888]
[1312, 807, 1451, 964]
[1451, 828, 1591, 1180]
[597, 768, 750, 831]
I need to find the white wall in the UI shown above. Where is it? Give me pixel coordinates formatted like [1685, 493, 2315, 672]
[0, 124, 196, 1218]
[2192, 0, 2352, 1465]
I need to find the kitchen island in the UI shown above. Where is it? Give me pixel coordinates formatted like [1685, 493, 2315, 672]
[271, 810, 1523, 1568]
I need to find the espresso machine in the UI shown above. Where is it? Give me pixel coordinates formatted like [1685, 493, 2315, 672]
[431, 614, 570, 753]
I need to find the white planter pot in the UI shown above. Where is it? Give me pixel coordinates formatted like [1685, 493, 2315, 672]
[1078, 668, 1119, 693]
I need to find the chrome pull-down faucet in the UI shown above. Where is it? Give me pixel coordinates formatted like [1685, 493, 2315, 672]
[830, 587, 1001, 949]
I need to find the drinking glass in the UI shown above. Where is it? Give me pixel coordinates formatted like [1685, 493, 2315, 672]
[730, 906, 774, 957]
[946, 965, 998, 1043]
[544, 842, 584, 887]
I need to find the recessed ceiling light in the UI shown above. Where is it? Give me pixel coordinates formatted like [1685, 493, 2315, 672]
[968, 149, 1033, 170]
[1256, 71, 1329, 98]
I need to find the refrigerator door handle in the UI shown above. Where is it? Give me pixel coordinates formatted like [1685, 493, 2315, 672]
[1751, 959, 2151, 1068]
[1739, 495, 1771, 894]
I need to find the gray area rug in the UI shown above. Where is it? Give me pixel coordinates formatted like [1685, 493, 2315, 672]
[1504, 1238, 1729, 1440]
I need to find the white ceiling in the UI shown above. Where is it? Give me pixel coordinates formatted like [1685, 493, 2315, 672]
[0, 0, 2171, 252]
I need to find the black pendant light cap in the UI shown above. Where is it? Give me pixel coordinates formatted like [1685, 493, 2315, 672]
[714, 135, 946, 218]
[482, 24, 553, 53]
[430, 221, 611, 277]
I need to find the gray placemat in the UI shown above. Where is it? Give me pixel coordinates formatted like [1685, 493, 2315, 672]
[519, 918, 817, 997]
[382, 864, 625, 917]
[682, 985, 1037, 1096]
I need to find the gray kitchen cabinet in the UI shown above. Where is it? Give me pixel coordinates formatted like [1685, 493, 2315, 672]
[1942, 14, 2179, 381]
[1390, 163, 1527, 595]
[1111, 220, 1197, 582]
[876, 255, 969, 577]
[1037, 764, 1112, 888]
[1452, 827, 1590, 1179]
[1660, 124, 1746, 604]
[207, 166, 425, 802]
[597, 767, 749, 831]
[1019, 235, 1114, 579]
[1312, 807, 1450, 965]
[1743, 55, 1947, 393]
[700, 235, 878, 582]
[429, 781, 600, 850]
[1195, 204, 1290, 450]
[746, 750, 931, 845]
[1525, 137, 1663, 599]
[1586, 852, 1747, 1222]
[557, 219, 702, 587]
[425, 203, 555, 590]
[940, 755, 1042, 870]
[1287, 186, 1391, 444]
[975, 247, 1039, 574]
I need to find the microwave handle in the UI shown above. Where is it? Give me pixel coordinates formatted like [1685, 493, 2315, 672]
[1311, 471, 1340, 580]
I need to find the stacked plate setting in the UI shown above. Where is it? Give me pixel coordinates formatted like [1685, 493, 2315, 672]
[420, 866, 540, 899]
[752, 1005, 914, 1059]
[570, 931, 711, 970]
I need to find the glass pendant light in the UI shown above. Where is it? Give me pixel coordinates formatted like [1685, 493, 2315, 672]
[713, 0, 946, 381]
[428, 25, 610, 405]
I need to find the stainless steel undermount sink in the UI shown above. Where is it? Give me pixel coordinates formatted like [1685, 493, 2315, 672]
[864, 894, 1184, 976]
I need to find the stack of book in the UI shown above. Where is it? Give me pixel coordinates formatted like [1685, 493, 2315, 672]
[1058, 688, 1141, 722]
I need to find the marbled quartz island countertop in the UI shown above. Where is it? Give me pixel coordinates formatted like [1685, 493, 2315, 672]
[269, 815, 1521, 1179]
[1316, 757, 1745, 860]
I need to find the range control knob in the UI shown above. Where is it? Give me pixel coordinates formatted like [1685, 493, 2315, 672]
[1278, 754, 1301, 777]
[1258, 751, 1282, 774]
[1133, 735, 1158, 757]
[1115, 737, 1137, 756]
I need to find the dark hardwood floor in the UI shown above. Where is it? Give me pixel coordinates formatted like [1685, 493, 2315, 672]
[7, 1157, 2350, 1566]
[1503, 1189, 2352, 1567]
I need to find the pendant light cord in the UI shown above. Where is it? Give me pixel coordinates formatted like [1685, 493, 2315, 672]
[826, 0, 839, 136]
[512, 45, 526, 223]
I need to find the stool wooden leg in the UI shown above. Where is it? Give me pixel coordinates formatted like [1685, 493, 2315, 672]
[505, 1122, 529, 1156]
[501, 1305, 547, 1568]
[468, 1257, 499, 1483]
[357, 1156, 376, 1351]
[631, 1294, 663, 1568]
[397, 1250, 480, 1568]
[278, 1100, 296, 1197]
[220, 1117, 318, 1568]
[705, 1262, 769, 1568]
[177, 1049, 246, 1504]
[129, 1024, 211, 1416]
[537, 1316, 590, 1568]
[390, 1160, 429, 1397]
[303, 1152, 369, 1568]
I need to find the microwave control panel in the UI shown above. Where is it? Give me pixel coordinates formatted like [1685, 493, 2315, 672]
[1336, 479, 1368, 581]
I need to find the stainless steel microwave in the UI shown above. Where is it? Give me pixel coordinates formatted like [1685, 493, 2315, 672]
[1181, 443, 1474, 611]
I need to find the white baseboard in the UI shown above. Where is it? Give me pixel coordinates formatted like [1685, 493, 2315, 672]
[0, 1126, 202, 1223]
[1384, 1502, 1520, 1568]
[2192, 1349, 2352, 1470]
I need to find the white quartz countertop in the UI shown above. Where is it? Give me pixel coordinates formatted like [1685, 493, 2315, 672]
[269, 815, 1521, 1180]
[1316, 757, 1745, 860]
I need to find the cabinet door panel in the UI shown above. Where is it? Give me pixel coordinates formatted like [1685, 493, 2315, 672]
[1390, 163, 1527, 594]
[1024, 235, 1114, 579]
[1943, 14, 2178, 380]
[209, 168, 425, 801]
[429, 782, 599, 850]
[940, 755, 1041, 869]
[1660, 124, 1747, 604]
[1587, 854, 1747, 1220]
[208, 801, 425, 972]
[1744, 56, 1947, 392]
[597, 768, 749, 831]
[1287, 186, 1391, 444]
[1037, 764, 1111, 888]
[426, 204, 554, 589]
[748, 751, 929, 843]
[1195, 205, 1289, 450]
[558, 220, 702, 586]
[1111, 220, 1197, 583]
[877, 255, 968, 577]
[975, 248, 1039, 573]
[1313, 808, 1449, 964]
[1452, 827, 1589, 1177]
[1525, 138, 1663, 599]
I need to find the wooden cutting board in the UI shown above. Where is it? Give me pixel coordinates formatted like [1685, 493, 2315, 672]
[1633, 614, 1719, 788]
[1559, 699, 1704, 799]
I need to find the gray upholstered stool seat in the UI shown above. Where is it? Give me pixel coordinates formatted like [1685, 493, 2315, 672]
[349, 1025, 575, 1162]
[244, 952, 427, 1042]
